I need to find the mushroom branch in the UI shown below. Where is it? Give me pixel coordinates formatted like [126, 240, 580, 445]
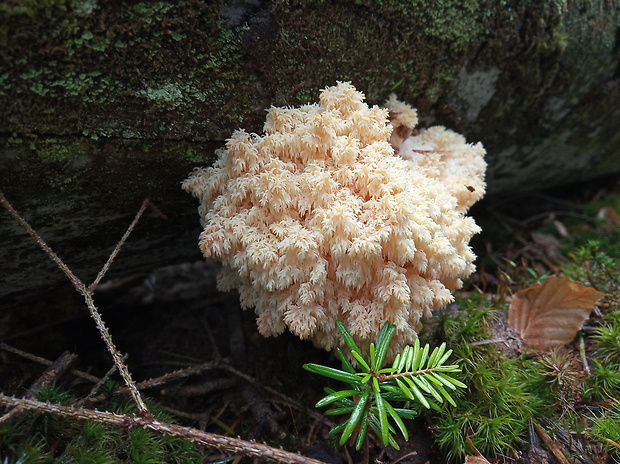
[184, 82, 486, 358]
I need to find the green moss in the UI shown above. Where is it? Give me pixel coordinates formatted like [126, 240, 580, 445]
[589, 403, 620, 459]
[0, 383, 207, 463]
[3, 0, 602, 151]
[0, 134, 217, 220]
[270, 0, 494, 110]
[0, 0, 515, 142]
[583, 359, 620, 401]
[0, 1, 255, 140]
[130, 2, 176, 24]
[563, 241, 620, 305]
[424, 300, 551, 461]
[0, 0, 76, 18]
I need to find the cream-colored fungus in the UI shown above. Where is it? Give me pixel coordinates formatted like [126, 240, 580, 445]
[183, 82, 486, 357]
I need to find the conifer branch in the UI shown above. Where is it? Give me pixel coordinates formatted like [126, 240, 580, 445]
[304, 320, 465, 450]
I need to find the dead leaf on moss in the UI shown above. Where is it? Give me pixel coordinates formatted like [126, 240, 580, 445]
[463, 436, 492, 463]
[464, 456, 491, 464]
[508, 276, 604, 351]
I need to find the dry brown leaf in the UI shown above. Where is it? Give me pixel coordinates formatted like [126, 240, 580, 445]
[464, 456, 491, 464]
[464, 435, 491, 464]
[508, 276, 604, 351]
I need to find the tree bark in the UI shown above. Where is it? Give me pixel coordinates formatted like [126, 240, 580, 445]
[1, 0, 619, 300]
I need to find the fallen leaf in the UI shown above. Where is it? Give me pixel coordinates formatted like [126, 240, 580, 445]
[464, 435, 491, 463]
[508, 276, 604, 351]
[464, 456, 491, 464]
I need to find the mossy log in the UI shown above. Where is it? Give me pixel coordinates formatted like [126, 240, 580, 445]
[1, 0, 619, 301]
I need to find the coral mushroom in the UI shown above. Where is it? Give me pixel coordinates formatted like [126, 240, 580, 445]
[183, 82, 486, 357]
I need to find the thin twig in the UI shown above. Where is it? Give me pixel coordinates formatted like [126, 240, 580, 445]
[0, 192, 82, 289]
[0, 343, 100, 383]
[469, 338, 510, 346]
[90, 198, 164, 290]
[131, 361, 218, 391]
[532, 420, 570, 464]
[78, 356, 124, 407]
[162, 378, 239, 397]
[0, 394, 327, 464]
[26, 351, 78, 397]
[0, 191, 149, 416]
[0, 192, 328, 462]
[391, 450, 419, 464]
[82, 290, 149, 415]
[0, 351, 77, 423]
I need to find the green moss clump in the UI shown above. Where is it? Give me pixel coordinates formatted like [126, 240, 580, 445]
[589, 403, 620, 460]
[564, 241, 620, 307]
[424, 301, 545, 461]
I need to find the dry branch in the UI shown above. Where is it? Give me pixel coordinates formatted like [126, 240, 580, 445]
[0, 351, 77, 423]
[0, 191, 331, 462]
[0, 191, 149, 415]
[90, 198, 166, 290]
[0, 394, 326, 464]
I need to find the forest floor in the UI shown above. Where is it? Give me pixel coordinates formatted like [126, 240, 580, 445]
[1, 175, 620, 464]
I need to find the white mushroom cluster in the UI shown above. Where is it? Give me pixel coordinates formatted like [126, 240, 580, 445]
[183, 82, 486, 356]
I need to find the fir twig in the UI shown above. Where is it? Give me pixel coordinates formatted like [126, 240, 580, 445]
[0, 191, 149, 416]
[305, 321, 465, 450]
